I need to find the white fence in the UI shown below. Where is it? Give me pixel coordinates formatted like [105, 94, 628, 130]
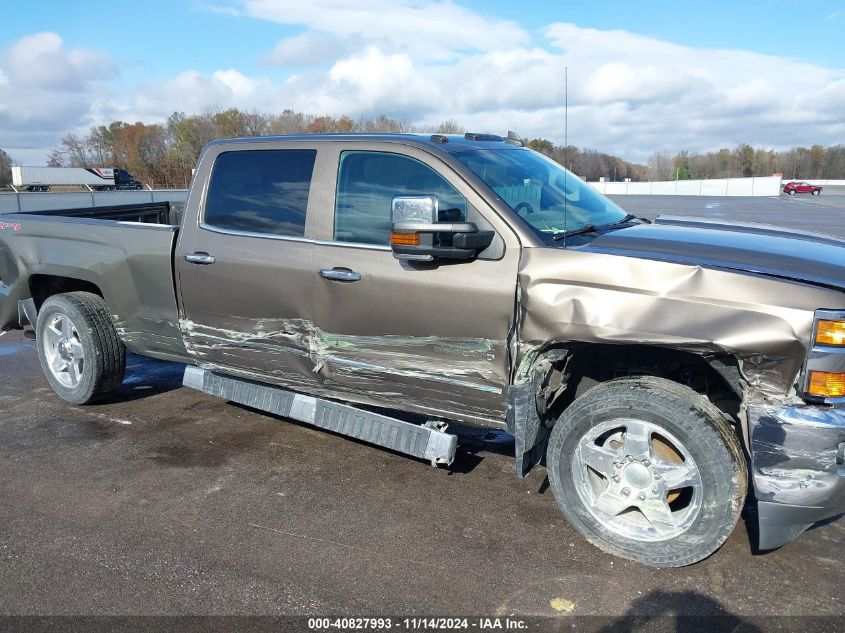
[0, 189, 189, 214]
[589, 175, 782, 197]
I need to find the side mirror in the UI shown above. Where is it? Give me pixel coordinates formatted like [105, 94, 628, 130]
[390, 195, 494, 261]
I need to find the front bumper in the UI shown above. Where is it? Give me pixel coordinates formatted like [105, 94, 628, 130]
[748, 403, 845, 550]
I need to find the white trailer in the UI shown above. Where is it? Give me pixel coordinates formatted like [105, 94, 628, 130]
[11, 166, 143, 192]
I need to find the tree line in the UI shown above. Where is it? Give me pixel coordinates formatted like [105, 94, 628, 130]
[1, 107, 843, 188]
[6, 110, 465, 189]
[527, 139, 845, 182]
[645, 144, 845, 181]
[526, 138, 648, 182]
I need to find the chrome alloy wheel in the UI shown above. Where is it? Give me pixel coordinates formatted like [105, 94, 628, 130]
[571, 418, 703, 542]
[42, 314, 85, 388]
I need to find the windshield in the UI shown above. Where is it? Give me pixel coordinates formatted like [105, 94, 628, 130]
[453, 148, 628, 241]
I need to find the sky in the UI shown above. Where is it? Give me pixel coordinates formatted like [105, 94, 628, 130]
[1, 0, 844, 165]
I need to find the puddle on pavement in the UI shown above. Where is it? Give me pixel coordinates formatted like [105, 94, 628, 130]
[0, 338, 35, 356]
[105, 354, 186, 402]
[123, 354, 185, 386]
[148, 423, 282, 469]
[455, 426, 514, 447]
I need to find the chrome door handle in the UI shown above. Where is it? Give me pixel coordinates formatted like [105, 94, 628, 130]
[184, 252, 216, 265]
[318, 268, 361, 282]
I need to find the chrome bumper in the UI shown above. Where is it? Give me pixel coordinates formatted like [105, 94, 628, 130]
[748, 403, 845, 550]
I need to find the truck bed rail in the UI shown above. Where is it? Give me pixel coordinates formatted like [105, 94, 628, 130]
[25, 202, 177, 225]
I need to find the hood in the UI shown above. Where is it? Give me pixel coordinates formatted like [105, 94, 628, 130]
[581, 215, 845, 291]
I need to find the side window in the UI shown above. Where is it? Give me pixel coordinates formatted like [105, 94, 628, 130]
[334, 151, 467, 245]
[204, 149, 316, 237]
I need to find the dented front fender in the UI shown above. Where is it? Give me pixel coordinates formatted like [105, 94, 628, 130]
[515, 247, 842, 398]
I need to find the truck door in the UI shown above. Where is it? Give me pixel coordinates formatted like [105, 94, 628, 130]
[176, 142, 324, 392]
[310, 145, 520, 425]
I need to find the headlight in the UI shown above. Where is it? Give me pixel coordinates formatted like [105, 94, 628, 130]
[815, 319, 845, 346]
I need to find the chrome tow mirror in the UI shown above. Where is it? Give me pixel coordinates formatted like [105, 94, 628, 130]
[390, 195, 494, 262]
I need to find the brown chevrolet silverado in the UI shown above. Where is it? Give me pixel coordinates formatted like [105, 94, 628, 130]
[2, 132, 844, 567]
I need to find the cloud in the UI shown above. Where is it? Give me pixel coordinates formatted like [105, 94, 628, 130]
[3, 4, 845, 165]
[266, 31, 358, 66]
[4, 32, 116, 90]
[122, 69, 272, 121]
[243, 0, 528, 61]
[194, 2, 243, 17]
[0, 33, 117, 159]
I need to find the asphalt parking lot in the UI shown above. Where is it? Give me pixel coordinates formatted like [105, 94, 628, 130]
[609, 187, 845, 237]
[1, 192, 844, 624]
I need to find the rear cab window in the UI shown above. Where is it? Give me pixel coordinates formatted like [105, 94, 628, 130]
[204, 149, 317, 237]
[334, 151, 467, 245]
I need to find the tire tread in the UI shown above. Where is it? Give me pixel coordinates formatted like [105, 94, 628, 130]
[547, 376, 747, 567]
[36, 292, 125, 404]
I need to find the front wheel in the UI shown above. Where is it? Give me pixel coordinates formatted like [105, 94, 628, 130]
[36, 292, 126, 404]
[546, 376, 746, 567]
[787, 189, 796, 195]
[812, 189, 820, 196]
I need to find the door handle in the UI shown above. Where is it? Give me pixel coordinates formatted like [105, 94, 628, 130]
[318, 268, 362, 282]
[184, 252, 216, 265]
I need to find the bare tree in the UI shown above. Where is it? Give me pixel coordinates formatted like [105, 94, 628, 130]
[60, 134, 89, 167]
[0, 149, 12, 187]
[358, 114, 410, 133]
[243, 109, 270, 136]
[434, 119, 464, 134]
[46, 150, 65, 167]
[269, 109, 310, 134]
[646, 151, 673, 181]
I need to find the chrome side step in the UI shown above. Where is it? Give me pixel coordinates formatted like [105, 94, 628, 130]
[183, 366, 457, 466]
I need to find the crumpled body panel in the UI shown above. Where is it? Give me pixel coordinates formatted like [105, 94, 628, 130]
[516, 247, 843, 397]
[180, 316, 508, 423]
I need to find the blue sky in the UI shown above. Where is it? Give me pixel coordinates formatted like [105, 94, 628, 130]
[1, 0, 844, 163]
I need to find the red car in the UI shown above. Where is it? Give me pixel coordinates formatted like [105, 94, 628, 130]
[783, 181, 822, 196]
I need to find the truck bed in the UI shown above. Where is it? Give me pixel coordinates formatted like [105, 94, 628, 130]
[0, 202, 189, 363]
[25, 201, 183, 226]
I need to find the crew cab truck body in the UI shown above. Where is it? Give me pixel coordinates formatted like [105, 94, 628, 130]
[1, 133, 844, 567]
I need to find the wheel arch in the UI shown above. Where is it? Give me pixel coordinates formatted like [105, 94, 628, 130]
[507, 341, 744, 478]
[28, 274, 104, 310]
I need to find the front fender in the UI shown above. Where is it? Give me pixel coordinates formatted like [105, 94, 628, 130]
[516, 247, 841, 398]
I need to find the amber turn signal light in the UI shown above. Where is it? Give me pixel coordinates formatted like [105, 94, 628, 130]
[391, 232, 419, 246]
[808, 370, 845, 398]
[815, 320, 845, 346]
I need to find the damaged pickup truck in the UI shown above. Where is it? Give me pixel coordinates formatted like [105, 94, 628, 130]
[2, 132, 844, 567]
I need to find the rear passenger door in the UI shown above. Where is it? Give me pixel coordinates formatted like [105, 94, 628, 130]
[310, 144, 520, 425]
[176, 141, 324, 391]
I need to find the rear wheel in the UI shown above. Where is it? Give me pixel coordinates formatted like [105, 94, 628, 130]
[546, 376, 746, 567]
[36, 292, 126, 404]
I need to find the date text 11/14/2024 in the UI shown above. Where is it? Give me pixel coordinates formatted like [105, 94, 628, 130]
[308, 617, 529, 631]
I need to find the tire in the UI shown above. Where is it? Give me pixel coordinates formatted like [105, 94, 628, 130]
[546, 376, 746, 567]
[36, 292, 126, 405]
[787, 189, 796, 195]
[812, 189, 820, 196]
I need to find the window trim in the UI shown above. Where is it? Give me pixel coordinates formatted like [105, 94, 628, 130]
[201, 148, 317, 239]
[331, 149, 469, 247]
[197, 221, 390, 250]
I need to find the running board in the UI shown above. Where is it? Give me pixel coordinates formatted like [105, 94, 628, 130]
[183, 366, 457, 466]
